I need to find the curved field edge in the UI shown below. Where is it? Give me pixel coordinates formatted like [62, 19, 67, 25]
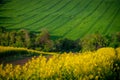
[0, 47, 120, 79]
[0, 46, 56, 58]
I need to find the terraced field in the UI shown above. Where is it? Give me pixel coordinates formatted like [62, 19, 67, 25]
[0, 0, 120, 39]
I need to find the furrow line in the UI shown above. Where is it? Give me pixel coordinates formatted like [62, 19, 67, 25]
[51, 0, 93, 32]
[61, 0, 104, 37]
[82, 1, 112, 37]
[8, 0, 62, 28]
[41, 0, 82, 29]
[22, 0, 73, 29]
[103, 7, 120, 34]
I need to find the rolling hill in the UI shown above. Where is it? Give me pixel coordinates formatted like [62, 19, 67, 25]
[0, 0, 120, 40]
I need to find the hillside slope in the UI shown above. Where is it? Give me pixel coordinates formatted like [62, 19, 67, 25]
[0, 0, 120, 39]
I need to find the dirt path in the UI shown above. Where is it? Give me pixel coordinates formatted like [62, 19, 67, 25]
[10, 57, 33, 66]
[0, 55, 53, 66]
[6, 55, 52, 66]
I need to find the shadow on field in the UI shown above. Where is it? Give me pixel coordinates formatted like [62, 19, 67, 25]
[0, 0, 11, 4]
[51, 35, 62, 40]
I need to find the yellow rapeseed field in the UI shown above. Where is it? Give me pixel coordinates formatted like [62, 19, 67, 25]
[0, 47, 120, 80]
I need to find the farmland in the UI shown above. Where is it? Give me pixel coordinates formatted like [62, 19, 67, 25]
[0, 0, 120, 79]
[0, 0, 120, 39]
[0, 47, 120, 79]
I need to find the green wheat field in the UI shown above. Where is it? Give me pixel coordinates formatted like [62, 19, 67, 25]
[0, 0, 120, 39]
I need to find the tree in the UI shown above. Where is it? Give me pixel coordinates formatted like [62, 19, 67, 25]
[0, 26, 6, 33]
[35, 29, 54, 51]
[19, 29, 31, 48]
[9, 30, 17, 46]
[81, 33, 108, 51]
[54, 38, 81, 52]
[14, 30, 24, 47]
[109, 32, 120, 48]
